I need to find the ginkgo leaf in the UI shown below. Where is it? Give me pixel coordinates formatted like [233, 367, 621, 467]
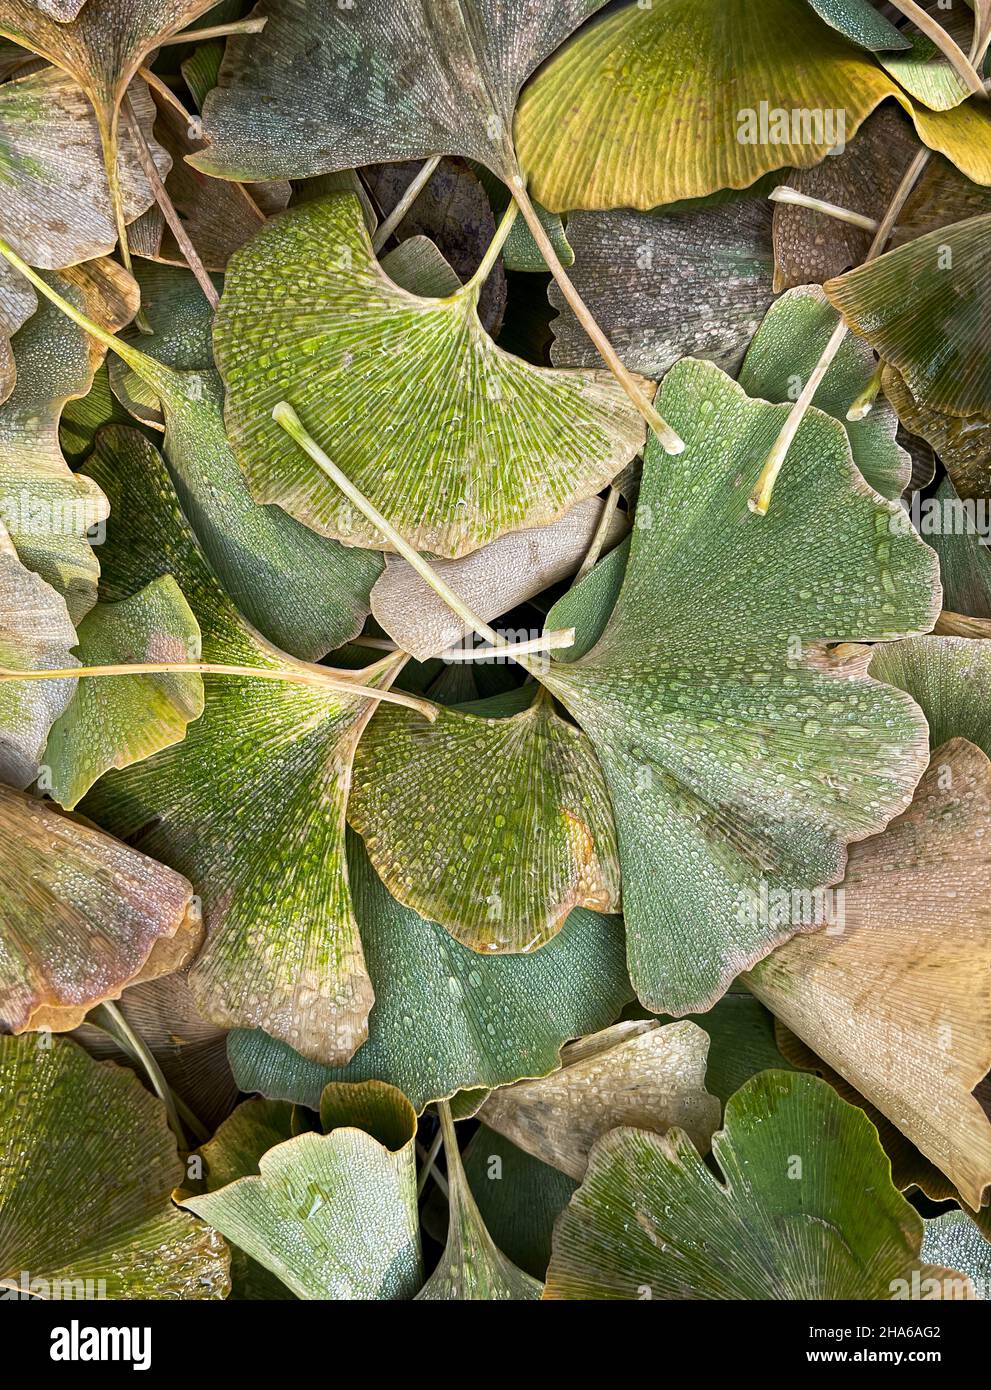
[0, 0, 217, 267]
[0, 258, 137, 622]
[515, 0, 991, 212]
[877, 11, 979, 111]
[746, 739, 991, 1210]
[128, 91, 290, 273]
[226, 833, 633, 1113]
[76, 426, 424, 1065]
[665, 989, 797, 1104]
[803, 0, 911, 50]
[72, 970, 239, 1133]
[58, 362, 136, 464]
[883, 365, 991, 500]
[416, 1103, 542, 1301]
[30, 0, 88, 20]
[826, 214, 991, 418]
[479, 1020, 720, 1181]
[543, 1071, 969, 1300]
[370, 496, 626, 662]
[540, 356, 939, 1017]
[213, 193, 646, 558]
[548, 200, 775, 380]
[0, 522, 77, 788]
[189, 0, 608, 184]
[180, 1081, 423, 1300]
[893, 150, 991, 249]
[869, 635, 991, 761]
[179, 1096, 297, 1299]
[0, 67, 169, 271]
[771, 106, 919, 292]
[0, 782, 202, 1033]
[738, 285, 911, 499]
[348, 686, 621, 953]
[0, 1033, 230, 1298]
[43, 574, 205, 809]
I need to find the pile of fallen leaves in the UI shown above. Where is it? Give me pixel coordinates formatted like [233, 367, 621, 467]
[0, 0, 990, 1302]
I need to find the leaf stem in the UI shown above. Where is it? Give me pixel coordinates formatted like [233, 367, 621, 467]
[138, 66, 196, 127]
[576, 487, 621, 583]
[886, 0, 987, 96]
[122, 92, 220, 310]
[89, 1001, 188, 1146]
[846, 358, 885, 421]
[95, 103, 150, 333]
[0, 659, 438, 718]
[272, 402, 540, 673]
[158, 18, 268, 45]
[507, 173, 684, 455]
[749, 146, 931, 515]
[371, 156, 442, 253]
[768, 186, 880, 232]
[416, 1126, 444, 1199]
[461, 197, 519, 296]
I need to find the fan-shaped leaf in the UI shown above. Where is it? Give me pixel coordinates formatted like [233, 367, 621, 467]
[213, 193, 646, 558]
[540, 356, 938, 1016]
[180, 1081, 422, 1299]
[803, 0, 911, 50]
[349, 686, 620, 953]
[869, 635, 991, 760]
[544, 1070, 966, 1300]
[0, 1034, 230, 1298]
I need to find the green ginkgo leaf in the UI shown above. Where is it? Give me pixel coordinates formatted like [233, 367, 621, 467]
[826, 214, 991, 419]
[747, 739, 991, 1211]
[921, 480, 991, 620]
[213, 193, 646, 558]
[0, 781, 202, 1033]
[226, 833, 633, 1113]
[738, 285, 911, 500]
[869, 635, 991, 759]
[540, 356, 938, 1017]
[803, 0, 911, 50]
[544, 1071, 966, 1300]
[77, 426, 428, 1066]
[515, 0, 991, 212]
[43, 574, 205, 810]
[877, 11, 982, 112]
[548, 200, 775, 380]
[661, 988, 797, 1105]
[0, 1033, 230, 1299]
[0, 522, 77, 787]
[348, 685, 620, 953]
[0, 67, 169, 272]
[416, 1103, 542, 1301]
[190, 0, 608, 185]
[0, 258, 137, 622]
[479, 1020, 720, 1180]
[179, 1096, 297, 1300]
[180, 1081, 423, 1300]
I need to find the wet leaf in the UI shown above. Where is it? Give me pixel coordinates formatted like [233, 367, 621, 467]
[544, 1070, 967, 1300]
[43, 574, 205, 809]
[540, 356, 938, 1016]
[0, 1033, 230, 1298]
[213, 193, 646, 557]
[549, 201, 774, 379]
[479, 1020, 720, 1180]
[0, 782, 202, 1033]
[349, 686, 620, 953]
[180, 1081, 423, 1299]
